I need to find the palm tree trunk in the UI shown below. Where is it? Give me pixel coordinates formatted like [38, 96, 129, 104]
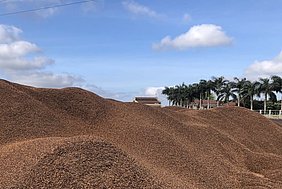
[264, 93, 267, 113]
[199, 93, 202, 109]
[207, 95, 210, 109]
[250, 96, 253, 110]
[280, 95, 282, 111]
[237, 94, 240, 107]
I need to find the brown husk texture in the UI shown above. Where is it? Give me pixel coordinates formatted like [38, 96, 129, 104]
[0, 79, 282, 189]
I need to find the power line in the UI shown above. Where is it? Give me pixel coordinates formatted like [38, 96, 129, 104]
[0, 0, 95, 17]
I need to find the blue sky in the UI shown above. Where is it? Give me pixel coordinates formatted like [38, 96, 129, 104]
[0, 0, 282, 103]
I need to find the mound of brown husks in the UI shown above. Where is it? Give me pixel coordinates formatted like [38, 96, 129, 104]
[0, 79, 282, 189]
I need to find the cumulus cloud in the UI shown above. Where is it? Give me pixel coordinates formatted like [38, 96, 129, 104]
[0, 56, 54, 71]
[0, 25, 22, 43]
[144, 86, 164, 96]
[0, 23, 131, 100]
[122, 0, 161, 18]
[153, 24, 232, 50]
[0, 41, 40, 58]
[0, 25, 53, 71]
[144, 86, 168, 106]
[245, 51, 282, 80]
[0, 24, 82, 88]
[10, 71, 83, 88]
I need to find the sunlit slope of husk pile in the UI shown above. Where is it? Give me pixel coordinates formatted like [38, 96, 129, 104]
[0, 79, 282, 189]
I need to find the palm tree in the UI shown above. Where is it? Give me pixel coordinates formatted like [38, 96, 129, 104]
[174, 83, 187, 107]
[205, 80, 214, 109]
[258, 78, 276, 113]
[163, 86, 177, 106]
[211, 76, 228, 107]
[163, 84, 192, 107]
[196, 79, 214, 109]
[199, 79, 213, 109]
[194, 80, 208, 109]
[271, 75, 282, 110]
[217, 82, 237, 103]
[184, 84, 195, 108]
[233, 77, 247, 107]
[162, 76, 282, 111]
[174, 84, 181, 106]
[242, 80, 260, 110]
[162, 86, 174, 106]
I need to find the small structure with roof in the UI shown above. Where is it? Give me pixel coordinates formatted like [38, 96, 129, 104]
[133, 97, 161, 107]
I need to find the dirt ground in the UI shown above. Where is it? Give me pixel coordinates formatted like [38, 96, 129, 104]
[271, 119, 282, 126]
[1, 79, 282, 189]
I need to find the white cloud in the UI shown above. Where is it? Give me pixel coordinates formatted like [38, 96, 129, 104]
[0, 25, 22, 43]
[144, 86, 168, 106]
[122, 0, 161, 18]
[0, 56, 54, 71]
[153, 24, 233, 50]
[245, 51, 282, 80]
[0, 23, 82, 88]
[10, 71, 84, 88]
[0, 25, 53, 71]
[144, 86, 164, 96]
[0, 41, 40, 58]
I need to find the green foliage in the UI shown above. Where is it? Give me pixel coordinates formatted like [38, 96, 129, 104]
[267, 101, 281, 110]
[162, 75, 282, 110]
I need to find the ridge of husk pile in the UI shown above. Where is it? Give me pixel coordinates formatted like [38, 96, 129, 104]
[0, 79, 282, 189]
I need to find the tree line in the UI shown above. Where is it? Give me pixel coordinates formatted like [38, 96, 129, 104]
[162, 76, 282, 112]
